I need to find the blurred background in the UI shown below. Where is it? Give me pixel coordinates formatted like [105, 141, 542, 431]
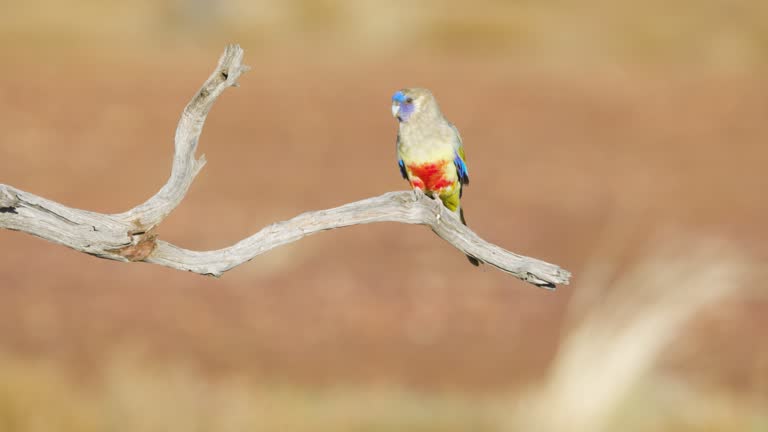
[1, 1, 767, 430]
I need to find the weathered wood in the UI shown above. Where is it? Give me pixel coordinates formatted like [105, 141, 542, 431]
[0, 45, 571, 289]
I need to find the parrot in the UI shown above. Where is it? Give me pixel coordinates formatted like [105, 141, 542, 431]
[391, 88, 481, 266]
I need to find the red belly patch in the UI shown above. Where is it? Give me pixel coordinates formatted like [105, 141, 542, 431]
[408, 161, 453, 191]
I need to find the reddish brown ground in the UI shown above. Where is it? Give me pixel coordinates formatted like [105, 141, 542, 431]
[0, 52, 766, 394]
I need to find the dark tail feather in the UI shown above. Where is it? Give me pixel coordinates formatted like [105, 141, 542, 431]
[459, 208, 481, 267]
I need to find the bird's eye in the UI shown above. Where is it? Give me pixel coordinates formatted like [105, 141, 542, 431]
[406, 97, 413, 103]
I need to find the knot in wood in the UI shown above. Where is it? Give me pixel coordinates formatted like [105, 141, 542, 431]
[111, 227, 158, 262]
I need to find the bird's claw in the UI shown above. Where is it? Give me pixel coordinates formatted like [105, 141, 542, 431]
[412, 188, 423, 201]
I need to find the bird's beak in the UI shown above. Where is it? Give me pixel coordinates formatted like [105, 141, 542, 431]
[391, 102, 400, 118]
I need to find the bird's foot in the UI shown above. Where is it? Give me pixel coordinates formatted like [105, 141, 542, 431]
[412, 188, 424, 201]
[430, 193, 443, 223]
[431, 192, 444, 207]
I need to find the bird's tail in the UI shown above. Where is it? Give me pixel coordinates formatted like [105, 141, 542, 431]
[459, 207, 481, 267]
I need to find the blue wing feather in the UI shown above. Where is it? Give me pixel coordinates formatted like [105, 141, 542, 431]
[454, 152, 469, 198]
[397, 131, 408, 180]
[454, 153, 469, 185]
[450, 124, 470, 186]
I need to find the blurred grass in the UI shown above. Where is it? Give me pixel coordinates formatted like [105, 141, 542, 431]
[0, 244, 763, 431]
[1, 0, 767, 67]
[0, 353, 763, 432]
[515, 239, 759, 431]
[0, 353, 505, 432]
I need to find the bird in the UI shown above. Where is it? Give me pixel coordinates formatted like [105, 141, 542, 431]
[391, 88, 481, 266]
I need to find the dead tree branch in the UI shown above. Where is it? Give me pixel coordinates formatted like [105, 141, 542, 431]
[0, 45, 571, 289]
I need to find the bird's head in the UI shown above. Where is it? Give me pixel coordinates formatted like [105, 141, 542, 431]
[391, 88, 435, 123]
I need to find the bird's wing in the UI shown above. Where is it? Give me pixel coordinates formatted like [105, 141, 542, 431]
[396, 131, 408, 180]
[398, 159, 408, 180]
[449, 123, 464, 151]
[450, 125, 470, 185]
[454, 148, 470, 185]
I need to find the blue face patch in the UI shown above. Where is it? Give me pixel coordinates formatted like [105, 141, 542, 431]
[392, 91, 415, 122]
[392, 91, 407, 103]
[397, 102, 416, 122]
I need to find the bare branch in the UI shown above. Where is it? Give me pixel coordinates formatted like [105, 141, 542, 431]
[0, 45, 571, 289]
[148, 191, 570, 287]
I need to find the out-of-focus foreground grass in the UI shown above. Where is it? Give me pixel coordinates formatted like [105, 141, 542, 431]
[0, 245, 763, 432]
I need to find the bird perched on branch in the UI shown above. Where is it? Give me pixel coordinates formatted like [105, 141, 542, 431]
[391, 88, 480, 266]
